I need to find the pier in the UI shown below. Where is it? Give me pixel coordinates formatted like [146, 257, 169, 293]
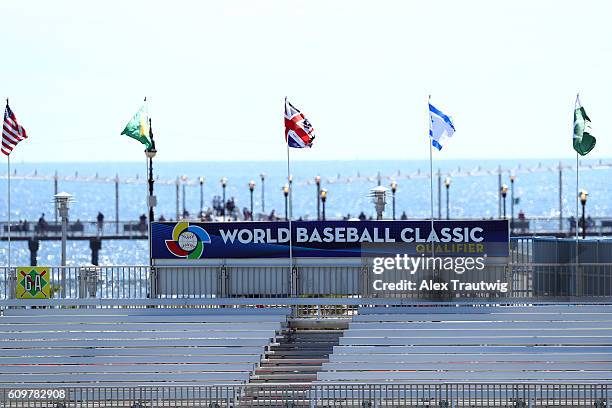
[2, 216, 611, 267]
[0, 221, 147, 265]
[2, 160, 612, 226]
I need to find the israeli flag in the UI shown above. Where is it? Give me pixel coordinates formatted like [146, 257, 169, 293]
[429, 103, 455, 151]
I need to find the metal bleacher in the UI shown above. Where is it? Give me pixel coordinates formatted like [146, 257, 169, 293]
[317, 304, 612, 383]
[0, 307, 289, 388]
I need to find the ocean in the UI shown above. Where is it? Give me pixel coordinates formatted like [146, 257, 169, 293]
[1, 159, 610, 266]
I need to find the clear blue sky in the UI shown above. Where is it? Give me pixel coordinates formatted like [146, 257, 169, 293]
[1, 0, 611, 162]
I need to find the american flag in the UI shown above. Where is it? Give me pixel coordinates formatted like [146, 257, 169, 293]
[2, 103, 28, 156]
[284, 99, 315, 148]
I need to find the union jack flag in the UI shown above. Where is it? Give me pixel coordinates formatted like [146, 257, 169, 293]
[284, 99, 315, 148]
[2, 103, 28, 156]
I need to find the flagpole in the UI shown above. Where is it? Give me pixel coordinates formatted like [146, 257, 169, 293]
[428, 95, 435, 261]
[5, 98, 11, 274]
[575, 94, 579, 292]
[7, 154, 11, 272]
[285, 98, 294, 279]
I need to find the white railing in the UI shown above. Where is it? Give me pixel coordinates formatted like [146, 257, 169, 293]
[2, 263, 612, 302]
[0, 383, 610, 407]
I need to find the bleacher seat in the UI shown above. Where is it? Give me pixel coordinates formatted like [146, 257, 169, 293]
[317, 304, 612, 383]
[0, 307, 289, 387]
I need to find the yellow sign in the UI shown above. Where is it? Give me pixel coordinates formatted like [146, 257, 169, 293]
[16, 267, 51, 299]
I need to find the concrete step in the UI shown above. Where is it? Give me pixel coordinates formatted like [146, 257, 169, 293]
[261, 358, 327, 365]
[247, 328, 343, 387]
[266, 350, 332, 357]
[255, 366, 321, 373]
[251, 373, 318, 382]
[272, 343, 336, 349]
[285, 334, 343, 339]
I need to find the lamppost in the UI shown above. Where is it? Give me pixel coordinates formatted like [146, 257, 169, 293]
[175, 177, 180, 220]
[114, 174, 120, 234]
[54, 192, 73, 298]
[145, 141, 157, 268]
[509, 174, 516, 231]
[199, 177, 205, 218]
[283, 184, 289, 221]
[580, 190, 588, 239]
[220, 177, 228, 221]
[444, 176, 451, 220]
[260, 173, 265, 213]
[180, 175, 188, 218]
[390, 181, 397, 220]
[315, 175, 321, 221]
[288, 174, 293, 219]
[54, 171, 59, 223]
[369, 186, 387, 220]
[320, 189, 327, 221]
[248, 180, 255, 221]
[501, 184, 509, 219]
[146, 146, 157, 225]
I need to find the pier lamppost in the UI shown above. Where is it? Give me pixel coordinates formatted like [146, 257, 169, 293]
[509, 174, 516, 231]
[54, 192, 73, 298]
[114, 174, 120, 234]
[146, 145, 157, 226]
[181, 175, 188, 218]
[501, 184, 509, 219]
[315, 175, 321, 220]
[260, 173, 266, 213]
[248, 180, 255, 221]
[220, 177, 228, 221]
[288, 175, 293, 219]
[54, 171, 59, 223]
[369, 186, 388, 220]
[444, 176, 451, 220]
[580, 190, 588, 239]
[175, 177, 180, 220]
[283, 184, 289, 221]
[320, 189, 328, 221]
[199, 177, 205, 218]
[145, 138, 157, 268]
[390, 180, 397, 220]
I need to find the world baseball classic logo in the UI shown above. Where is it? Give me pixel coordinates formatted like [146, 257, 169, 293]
[165, 222, 211, 259]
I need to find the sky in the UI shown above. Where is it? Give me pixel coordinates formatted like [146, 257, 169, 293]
[1, 0, 611, 163]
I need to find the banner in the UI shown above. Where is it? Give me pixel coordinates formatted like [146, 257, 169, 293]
[16, 267, 51, 299]
[151, 220, 509, 260]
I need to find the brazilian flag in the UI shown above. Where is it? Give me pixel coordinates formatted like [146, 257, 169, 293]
[573, 97, 596, 156]
[121, 102, 152, 150]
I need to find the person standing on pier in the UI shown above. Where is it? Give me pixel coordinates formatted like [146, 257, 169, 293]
[37, 213, 47, 236]
[96, 212, 104, 235]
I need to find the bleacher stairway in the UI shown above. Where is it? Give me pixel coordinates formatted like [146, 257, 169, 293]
[243, 328, 343, 406]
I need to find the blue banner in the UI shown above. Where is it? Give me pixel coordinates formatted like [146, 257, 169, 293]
[151, 220, 509, 259]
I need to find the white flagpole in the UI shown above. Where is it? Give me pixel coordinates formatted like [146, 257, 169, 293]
[428, 95, 435, 261]
[5, 98, 11, 273]
[285, 98, 293, 274]
[7, 154, 11, 271]
[575, 94, 579, 277]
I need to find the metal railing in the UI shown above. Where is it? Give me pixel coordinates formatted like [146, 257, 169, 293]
[2, 263, 612, 301]
[0, 383, 609, 407]
[506, 216, 612, 235]
[0, 220, 148, 238]
[2, 216, 612, 239]
[1, 265, 150, 300]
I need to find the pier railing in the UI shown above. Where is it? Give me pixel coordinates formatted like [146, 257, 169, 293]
[0, 382, 609, 407]
[2, 262, 612, 301]
[1, 216, 612, 239]
[0, 220, 148, 239]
